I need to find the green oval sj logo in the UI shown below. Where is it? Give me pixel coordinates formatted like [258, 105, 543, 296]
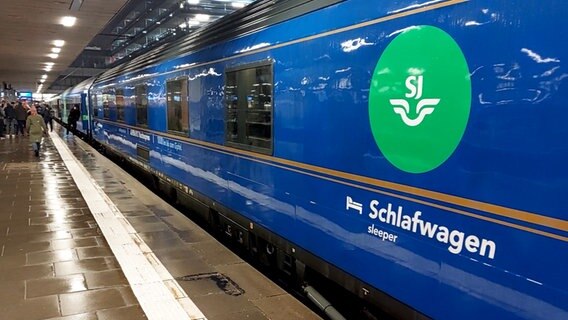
[369, 26, 471, 174]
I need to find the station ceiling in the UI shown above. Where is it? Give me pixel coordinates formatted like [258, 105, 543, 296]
[0, 0, 254, 95]
[0, 0, 130, 93]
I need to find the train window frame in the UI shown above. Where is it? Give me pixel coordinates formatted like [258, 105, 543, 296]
[64, 98, 74, 123]
[90, 93, 98, 118]
[135, 84, 149, 127]
[224, 60, 274, 155]
[96, 92, 104, 119]
[166, 77, 190, 135]
[115, 87, 126, 122]
[102, 88, 115, 120]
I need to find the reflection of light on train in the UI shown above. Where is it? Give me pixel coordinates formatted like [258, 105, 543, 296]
[54, 1, 568, 319]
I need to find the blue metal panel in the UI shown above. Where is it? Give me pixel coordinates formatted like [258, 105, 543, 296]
[187, 66, 225, 144]
[123, 85, 136, 126]
[148, 76, 167, 132]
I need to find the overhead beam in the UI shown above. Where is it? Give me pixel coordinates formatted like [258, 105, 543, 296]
[69, 0, 85, 12]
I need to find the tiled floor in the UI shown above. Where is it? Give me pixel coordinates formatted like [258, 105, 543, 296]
[0, 128, 321, 320]
[0, 134, 145, 320]
[66, 133, 321, 320]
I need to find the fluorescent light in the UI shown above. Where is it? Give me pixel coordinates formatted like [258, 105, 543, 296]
[60, 16, 77, 27]
[42, 75, 48, 79]
[44, 67, 52, 71]
[45, 62, 55, 66]
[51, 48, 61, 53]
[53, 40, 65, 47]
[40, 79, 46, 83]
[181, 19, 200, 28]
[195, 14, 210, 22]
[232, 2, 246, 8]
[187, 0, 199, 4]
[48, 53, 59, 59]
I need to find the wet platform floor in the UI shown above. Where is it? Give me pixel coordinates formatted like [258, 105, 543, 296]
[0, 127, 320, 320]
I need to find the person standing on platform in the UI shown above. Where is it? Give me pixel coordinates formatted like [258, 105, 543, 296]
[0, 100, 6, 139]
[67, 104, 80, 135]
[15, 101, 28, 136]
[4, 102, 17, 137]
[43, 104, 54, 132]
[35, 102, 43, 117]
[26, 106, 47, 157]
[23, 100, 31, 115]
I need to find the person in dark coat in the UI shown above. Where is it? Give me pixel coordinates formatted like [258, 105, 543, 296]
[0, 100, 6, 139]
[15, 101, 28, 136]
[67, 104, 80, 135]
[42, 104, 54, 132]
[4, 102, 17, 137]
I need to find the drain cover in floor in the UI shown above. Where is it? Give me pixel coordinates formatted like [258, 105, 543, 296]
[178, 272, 244, 296]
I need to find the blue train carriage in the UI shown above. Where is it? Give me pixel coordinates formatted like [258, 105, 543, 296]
[83, 0, 567, 319]
[61, 77, 95, 136]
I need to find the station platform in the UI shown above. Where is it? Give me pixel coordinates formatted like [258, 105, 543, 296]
[0, 127, 321, 320]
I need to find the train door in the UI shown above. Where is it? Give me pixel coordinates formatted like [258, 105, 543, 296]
[80, 93, 90, 136]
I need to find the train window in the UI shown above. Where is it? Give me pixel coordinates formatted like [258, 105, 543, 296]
[96, 93, 103, 118]
[135, 85, 148, 126]
[102, 89, 115, 120]
[166, 78, 189, 134]
[224, 62, 273, 154]
[91, 94, 98, 118]
[116, 88, 125, 122]
[103, 99, 109, 120]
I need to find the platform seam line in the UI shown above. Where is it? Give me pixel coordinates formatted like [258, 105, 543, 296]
[49, 133, 207, 320]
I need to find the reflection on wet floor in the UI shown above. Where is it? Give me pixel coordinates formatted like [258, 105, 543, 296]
[0, 133, 144, 320]
[0, 128, 321, 320]
[67, 131, 321, 320]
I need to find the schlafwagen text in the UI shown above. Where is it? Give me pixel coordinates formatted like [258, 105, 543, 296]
[367, 201, 497, 259]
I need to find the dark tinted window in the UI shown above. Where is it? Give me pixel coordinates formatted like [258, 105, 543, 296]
[93, 92, 103, 118]
[116, 88, 125, 122]
[166, 79, 189, 133]
[103, 89, 115, 120]
[225, 63, 272, 154]
[135, 85, 148, 126]
[91, 94, 98, 118]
